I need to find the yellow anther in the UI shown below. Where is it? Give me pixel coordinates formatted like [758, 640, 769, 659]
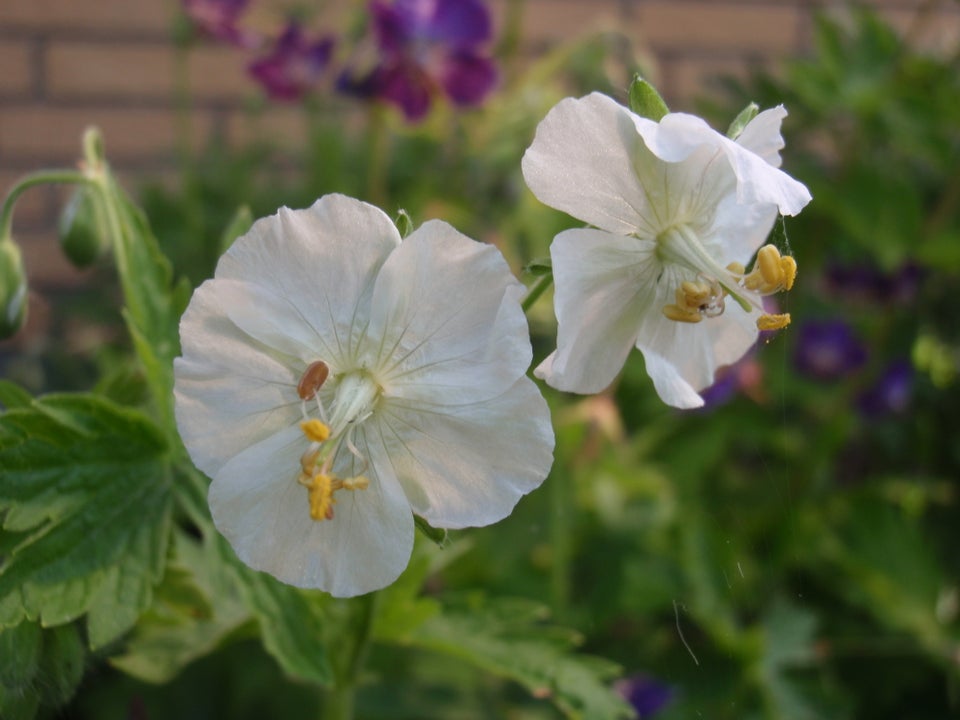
[679, 280, 711, 308]
[757, 313, 791, 331]
[341, 475, 369, 491]
[757, 245, 783, 286]
[300, 418, 330, 443]
[663, 304, 703, 323]
[726, 261, 746, 275]
[302, 473, 335, 521]
[299, 447, 320, 474]
[780, 255, 797, 291]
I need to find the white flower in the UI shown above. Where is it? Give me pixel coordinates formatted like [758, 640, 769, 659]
[522, 92, 813, 408]
[174, 194, 554, 597]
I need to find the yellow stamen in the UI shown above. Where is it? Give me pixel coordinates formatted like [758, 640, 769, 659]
[301, 472, 335, 521]
[726, 261, 746, 275]
[341, 475, 369, 491]
[663, 304, 703, 323]
[300, 418, 330, 443]
[780, 255, 797, 291]
[757, 313, 791, 331]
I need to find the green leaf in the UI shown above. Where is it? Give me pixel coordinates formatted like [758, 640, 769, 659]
[109, 530, 251, 684]
[0, 380, 31, 410]
[628, 75, 669, 121]
[0, 622, 85, 720]
[405, 597, 633, 720]
[0, 393, 172, 646]
[234, 555, 333, 686]
[413, 514, 449, 548]
[727, 102, 759, 139]
[523, 256, 553, 276]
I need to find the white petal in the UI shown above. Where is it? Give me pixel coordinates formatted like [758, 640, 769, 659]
[635, 111, 812, 218]
[522, 93, 658, 236]
[535, 228, 658, 393]
[635, 265, 759, 408]
[367, 220, 531, 404]
[366, 377, 554, 528]
[208, 424, 414, 597]
[707, 194, 780, 264]
[735, 105, 787, 168]
[216, 194, 402, 364]
[174, 280, 300, 477]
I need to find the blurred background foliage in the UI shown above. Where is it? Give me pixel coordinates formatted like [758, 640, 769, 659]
[3, 2, 960, 718]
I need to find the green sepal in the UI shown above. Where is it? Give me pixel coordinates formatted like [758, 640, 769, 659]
[727, 102, 760, 139]
[523, 256, 553, 276]
[628, 74, 669, 121]
[394, 208, 414, 238]
[414, 514, 450, 548]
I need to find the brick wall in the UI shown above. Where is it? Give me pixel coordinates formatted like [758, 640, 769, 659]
[1, 0, 958, 297]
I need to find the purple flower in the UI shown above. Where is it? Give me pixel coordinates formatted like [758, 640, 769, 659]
[793, 320, 867, 381]
[823, 260, 924, 305]
[183, 0, 260, 48]
[615, 674, 674, 718]
[858, 360, 913, 416]
[248, 23, 335, 101]
[340, 0, 498, 121]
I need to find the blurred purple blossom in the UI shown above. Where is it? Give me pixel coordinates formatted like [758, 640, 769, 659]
[793, 319, 868, 381]
[699, 355, 766, 409]
[183, 0, 260, 48]
[615, 673, 674, 718]
[248, 23, 335, 101]
[858, 360, 914, 416]
[823, 260, 924, 305]
[340, 0, 498, 121]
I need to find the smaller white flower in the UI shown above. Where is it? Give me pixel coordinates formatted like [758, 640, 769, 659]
[522, 93, 813, 408]
[174, 194, 554, 597]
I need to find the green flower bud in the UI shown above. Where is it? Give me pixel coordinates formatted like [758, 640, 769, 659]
[0, 239, 28, 339]
[58, 186, 109, 268]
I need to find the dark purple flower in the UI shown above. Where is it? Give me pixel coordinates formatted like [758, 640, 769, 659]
[793, 319, 867, 381]
[340, 0, 498, 121]
[822, 259, 924, 306]
[858, 360, 914, 416]
[615, 674, 674, 718]
[248, 23, 335, 102]
[183, 0, 260, 48]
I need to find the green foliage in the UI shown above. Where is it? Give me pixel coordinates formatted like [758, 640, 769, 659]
[628, 75, 669, 121]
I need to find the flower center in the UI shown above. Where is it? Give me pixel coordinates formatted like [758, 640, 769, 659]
[656, 224, 796, 331]
[295, 366, 382, 521]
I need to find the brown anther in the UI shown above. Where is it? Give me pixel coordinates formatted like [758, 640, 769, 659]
[297, 360, 330, 400]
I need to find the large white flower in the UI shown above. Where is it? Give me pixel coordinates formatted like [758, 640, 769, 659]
[522, 92, 812, 408]
[174, 194, 554, 597]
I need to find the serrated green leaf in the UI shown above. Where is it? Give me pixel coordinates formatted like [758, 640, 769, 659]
[37, 623, 85, 706]
[406, 598, 633, 720]
[0, 622, 41, 690]
[109, 531, 251, 684]
[0, 394, 172, 643]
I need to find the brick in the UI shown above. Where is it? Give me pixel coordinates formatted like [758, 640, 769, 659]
[225, 105, 311, 150]
[664, 55, 757, 107]
[0, 0, 171, 34]
[0, 41, 34, 96]
[47, 41, 253, 102]
[879, 7, 960, 55]
[0, 105, 215, 163]
[635, 2, 803, 55]
[505, 0, 623, 50]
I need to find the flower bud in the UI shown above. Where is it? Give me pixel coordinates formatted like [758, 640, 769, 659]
[0, 239, 28, 339]
[58, 187, 109, 268]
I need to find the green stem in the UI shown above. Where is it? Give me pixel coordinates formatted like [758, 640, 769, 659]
[1, 170, 90, 240]
[323, 591, 380, 720]
[521, 272, 553, 313]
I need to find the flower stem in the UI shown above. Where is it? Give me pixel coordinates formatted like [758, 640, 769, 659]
[521, 272, 553, 313]
[323, 591, 380, 720]
[1, 170, 90, 240]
